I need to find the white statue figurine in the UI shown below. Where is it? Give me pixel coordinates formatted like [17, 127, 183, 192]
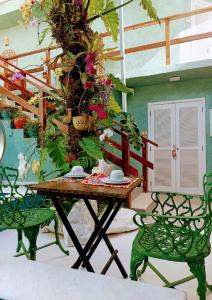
[17, 152, 30, 179]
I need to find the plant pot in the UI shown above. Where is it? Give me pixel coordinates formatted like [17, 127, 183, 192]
[73, 115, 89, 131]
[13, 116, 27, 129]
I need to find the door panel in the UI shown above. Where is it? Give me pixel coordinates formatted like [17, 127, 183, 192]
[150, 104, 176, 191]
[176, 101, 205, 194]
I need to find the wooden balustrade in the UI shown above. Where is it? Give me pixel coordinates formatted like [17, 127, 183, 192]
[2, 4, 212, 78]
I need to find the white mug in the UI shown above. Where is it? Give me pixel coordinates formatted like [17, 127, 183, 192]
[110, 170, 124, 181]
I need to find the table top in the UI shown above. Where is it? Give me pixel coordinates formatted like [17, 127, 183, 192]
[30, 177, 142, 201]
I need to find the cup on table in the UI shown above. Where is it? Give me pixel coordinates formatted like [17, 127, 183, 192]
[70, 165, 84, 175]
[109, 170, 125, 181]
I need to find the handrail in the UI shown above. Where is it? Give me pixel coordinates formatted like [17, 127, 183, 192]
[0, 56, 61, 95]
[3, 5, 212, 70]
[0, 86, 39, 115]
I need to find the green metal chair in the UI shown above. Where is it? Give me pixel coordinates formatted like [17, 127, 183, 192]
[130, 173, 212, 300]
[0, 166, 69, 260]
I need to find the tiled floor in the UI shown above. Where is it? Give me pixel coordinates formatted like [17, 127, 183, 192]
[0, 190, 211, 299]
[0, 228, 212, 300]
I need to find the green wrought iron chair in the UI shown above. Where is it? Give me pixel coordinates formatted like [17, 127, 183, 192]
[130, 173, 212, 300]
[0, 166, 69, 260]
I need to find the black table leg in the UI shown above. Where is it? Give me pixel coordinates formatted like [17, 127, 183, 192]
[84, 198, 128, 278]
[72, 200, 115, 269]
[52, 196, 94, 272]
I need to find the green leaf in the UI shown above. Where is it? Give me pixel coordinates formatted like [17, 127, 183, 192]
[108, 74, 134, 94]
[88, 0, 105, 18]
[79, 137, 103, 160]
[102, 1, 119, 42]
[119, 112, 142, 151]
[38, 27, 51, 45]
[140, 0, 158, 21]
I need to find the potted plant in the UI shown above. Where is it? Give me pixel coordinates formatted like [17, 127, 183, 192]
[24, 119, 40, 137]
[0, 107, 18, 120]
[12, 111, 28, 129]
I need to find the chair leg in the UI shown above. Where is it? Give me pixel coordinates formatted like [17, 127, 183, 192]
[188, 260, 207, 300]
[54, 216, 69, 256]
[16, 229, 23, 252]
[23, 225, 40, 261]
[130, 252, 146, 281]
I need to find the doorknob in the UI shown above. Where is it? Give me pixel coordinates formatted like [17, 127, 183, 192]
[172, 145, 177, 159]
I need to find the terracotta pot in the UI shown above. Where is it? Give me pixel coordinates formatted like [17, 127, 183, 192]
[13, 116, 27, 129]
[73, 115, 89, 131]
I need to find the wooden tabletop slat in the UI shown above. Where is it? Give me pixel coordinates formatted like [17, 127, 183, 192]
[30, 178, 143, 201]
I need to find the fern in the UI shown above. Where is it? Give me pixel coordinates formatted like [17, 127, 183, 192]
[102, 1, 119, 42]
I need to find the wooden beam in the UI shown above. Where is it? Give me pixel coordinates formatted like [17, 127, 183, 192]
[0, 86, 39, 115]
[106, 31, 212, 57]
[165, 18, 170, 65]
[52, 118, 69, 135]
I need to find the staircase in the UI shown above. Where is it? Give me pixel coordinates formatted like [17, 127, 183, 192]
[0, 54, 158, 207]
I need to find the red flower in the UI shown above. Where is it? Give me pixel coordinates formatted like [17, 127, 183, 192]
[83, 81, 94, 89]
[89, 104, 108, 119]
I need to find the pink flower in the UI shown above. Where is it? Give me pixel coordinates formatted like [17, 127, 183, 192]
[100, 78, 113, 86]
[83, 81, 94, 89]
[85, 62, 96, 76]
[75, 0, 82, 6]
[29, 17, 38, 26]
[11, 72, 25, 82]
[85, 53, 96, 63]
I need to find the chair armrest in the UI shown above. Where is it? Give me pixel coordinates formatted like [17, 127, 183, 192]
[133, 211, 207, 228]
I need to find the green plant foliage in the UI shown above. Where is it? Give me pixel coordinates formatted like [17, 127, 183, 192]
[79, 137, 104, 160]
[38, 27, 51, 45]
[72, 150, 97, 173]
[45, 135, 69, 172]
[140, 0, 158, 21]
[108, 74, 134, 94]
[119, 112, 142, 151]
[44, 120, 69, 173]
[102, 0, 119, 41]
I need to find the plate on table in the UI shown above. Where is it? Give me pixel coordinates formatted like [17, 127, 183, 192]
[63, 173, 89, 178]
[100, 177, 131, 185]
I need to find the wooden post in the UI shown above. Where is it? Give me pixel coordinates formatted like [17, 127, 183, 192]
[38, 91, 47, 146]
[142, 138, 148, 192]
[121, 133, 131, 208]
[165, 18, 171, 65]
[121, 133, 130, 176]
[45, 49, 51, 85]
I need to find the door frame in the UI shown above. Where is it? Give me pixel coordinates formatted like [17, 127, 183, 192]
[148, 97, 206, 193]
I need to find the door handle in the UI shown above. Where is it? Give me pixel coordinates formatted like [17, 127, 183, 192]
[172, 145, 177, 159]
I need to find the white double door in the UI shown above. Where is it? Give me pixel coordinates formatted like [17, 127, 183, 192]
[149, 99, 206, 194]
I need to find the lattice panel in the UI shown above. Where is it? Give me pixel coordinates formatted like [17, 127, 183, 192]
[180, 149, 199, 188]
[179, 106, 198, 147]
[154, 150, 172, 187]
[154, 109, 171, 147]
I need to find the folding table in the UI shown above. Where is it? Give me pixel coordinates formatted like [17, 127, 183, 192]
[30, 178, 142, 278]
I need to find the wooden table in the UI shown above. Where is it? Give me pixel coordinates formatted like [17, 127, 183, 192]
[30, 178, 142, 278]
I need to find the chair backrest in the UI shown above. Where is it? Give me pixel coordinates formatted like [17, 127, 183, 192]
[203, 173, 212, 214]
[0, 166, 26, 226]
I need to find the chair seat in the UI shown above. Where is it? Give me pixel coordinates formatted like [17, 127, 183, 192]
[0, 208, 55, 229]
[133, 223, 211, 262]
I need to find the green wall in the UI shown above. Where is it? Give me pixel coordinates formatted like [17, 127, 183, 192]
[127, 77, 212, 172]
